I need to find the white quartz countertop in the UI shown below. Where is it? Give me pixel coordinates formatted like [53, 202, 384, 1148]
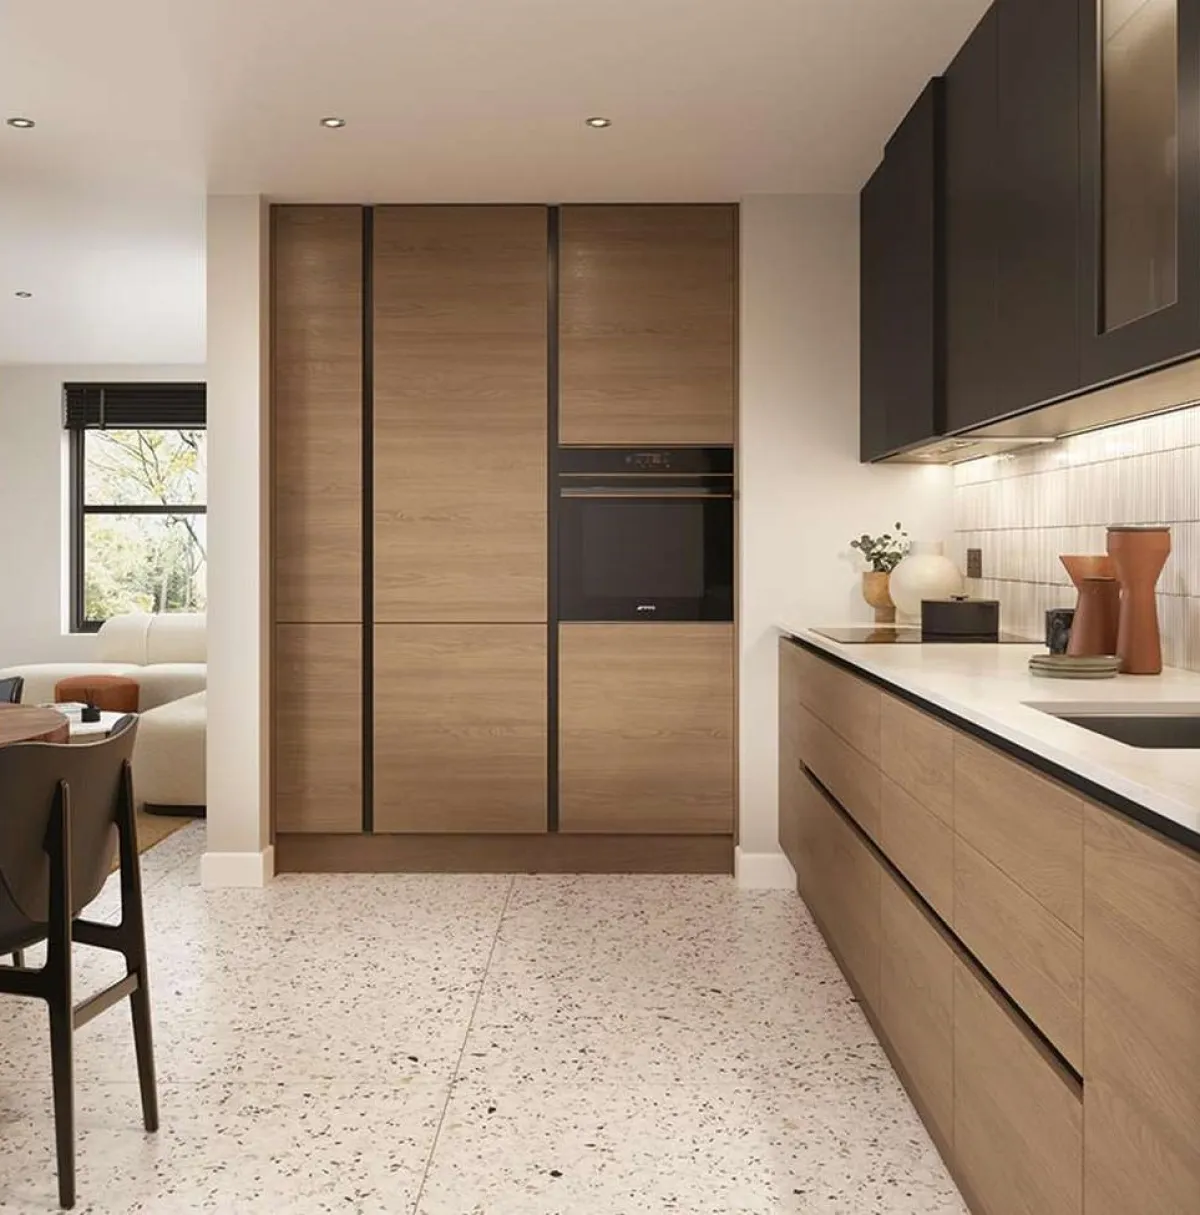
[780, 623, 1200, 849]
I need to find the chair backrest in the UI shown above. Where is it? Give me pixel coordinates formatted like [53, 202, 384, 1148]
[0, 717, 139, 929]
[0, 675, 23, 704]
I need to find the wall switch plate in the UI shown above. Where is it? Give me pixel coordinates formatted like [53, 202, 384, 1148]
[966, 547, 983, 579]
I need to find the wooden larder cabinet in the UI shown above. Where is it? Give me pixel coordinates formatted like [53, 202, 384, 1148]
[272, 206, 363, 623]
[558, 205, 737, 446]
[373, 206, 548, 624]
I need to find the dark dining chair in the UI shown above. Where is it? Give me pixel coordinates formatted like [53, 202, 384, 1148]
[0, 675, 24, 703]
[0, 715, 158, 1209]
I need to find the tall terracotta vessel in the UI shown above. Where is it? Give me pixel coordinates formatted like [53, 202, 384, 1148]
[1059, 555, 1120, 657]
[1107, 526, 1172, 675]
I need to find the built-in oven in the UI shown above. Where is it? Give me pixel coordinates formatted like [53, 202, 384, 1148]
[557, 447, 734, 622]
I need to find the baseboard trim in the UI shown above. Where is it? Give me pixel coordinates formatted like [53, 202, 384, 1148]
[201, 845, 276, 888]
[275, 833, 734, 875]
[734, 847, 797, 890]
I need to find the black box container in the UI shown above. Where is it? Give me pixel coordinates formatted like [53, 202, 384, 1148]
[921, 597, 1000, 641]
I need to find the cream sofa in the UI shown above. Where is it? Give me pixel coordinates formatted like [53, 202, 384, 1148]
[0, 612, 206, 708]
[0, 612, 207, 812]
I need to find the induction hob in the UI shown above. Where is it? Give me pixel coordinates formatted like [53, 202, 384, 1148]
[811, 626, 1036, 645]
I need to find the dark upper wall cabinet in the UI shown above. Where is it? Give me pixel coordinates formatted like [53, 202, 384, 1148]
[944, 0, 1081, 435]
[860, 79, 944, 462]
[943, 7, 1000, 433]
[1078, 0, 1200, 386]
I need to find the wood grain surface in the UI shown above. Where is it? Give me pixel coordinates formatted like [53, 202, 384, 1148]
[373, 624, 547, 833]
[0, 704, 69, 746]
[272, 206, 363, 623]
[273, 624, 362, 833]
[373, 206, 548, 623]
[559, 205, 736, 446]
[558, 623, 734, 834]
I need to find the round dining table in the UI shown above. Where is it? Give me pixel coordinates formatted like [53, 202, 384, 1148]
[0, 704, 70, 746]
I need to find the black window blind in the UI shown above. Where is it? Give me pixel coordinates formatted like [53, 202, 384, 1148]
[63, 382, 207, 429]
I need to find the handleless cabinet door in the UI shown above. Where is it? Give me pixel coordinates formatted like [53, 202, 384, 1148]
[559, 205, 737, 446]
[275, 624, 362, 832]
[1084, 805, 1200, 1215]
[373, 206, 548, 623]
[559, 623, 734, 834]
[272, 206, 363, 623]
[374, 625, 547, 833]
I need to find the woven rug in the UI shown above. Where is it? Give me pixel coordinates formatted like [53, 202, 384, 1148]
[108, 810, 192, 873]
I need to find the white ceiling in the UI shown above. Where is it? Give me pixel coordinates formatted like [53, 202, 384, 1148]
[0, 0, 989, 365]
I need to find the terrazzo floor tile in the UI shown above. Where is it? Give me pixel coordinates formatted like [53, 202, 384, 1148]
[416, 1071, 965, 1215]
[0, 1078, 447, 1214]
[0, 832, 967, 1213]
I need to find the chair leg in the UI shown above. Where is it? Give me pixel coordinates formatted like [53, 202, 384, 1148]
[47, 779, 76, 1210]
[48, 999, 75, 1210]
[118, 759, 158, 1133]
[14, 950, 24, 968]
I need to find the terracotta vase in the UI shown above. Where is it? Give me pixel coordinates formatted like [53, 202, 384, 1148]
[1107, 526, 1172, 675]
[862, 571, 896, 624]
[1059, 555, 1120, 657]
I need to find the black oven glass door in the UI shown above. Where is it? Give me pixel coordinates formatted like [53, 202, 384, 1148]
[558, 493, 733, 621]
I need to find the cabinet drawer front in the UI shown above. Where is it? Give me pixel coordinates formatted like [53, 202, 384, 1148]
[881, 776, 953, 923]
[880, 696, 953, 824]
[880, 870, 954, 1148]
[1084, 806, 1200, 1215]
[955, 735, 1083, 933]
[795, 701, 881, 841]
[817, 778, 882, 1010]
[955, 838, 1082, 1071]
[954, 957, 1082, 1215]
[791, 645, 881, 764]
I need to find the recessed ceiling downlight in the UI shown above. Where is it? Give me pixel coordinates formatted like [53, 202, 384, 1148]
[585, 116, 612, 129]
[319, 116, 347, 129]
[14, 291, 32, 298]
[6, 117, 35, 129]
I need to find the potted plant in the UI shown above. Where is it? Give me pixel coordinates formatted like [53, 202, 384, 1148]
[850, 525, 909, 623]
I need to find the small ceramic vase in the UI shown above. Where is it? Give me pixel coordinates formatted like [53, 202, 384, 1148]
[1107, 526, 1171, 675]
[861, 571, 896, 624]
[1059, 555, 1120, 657]
[888, 541, 964, 621]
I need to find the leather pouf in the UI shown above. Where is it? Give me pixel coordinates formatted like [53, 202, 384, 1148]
[54, 674, 139, 713]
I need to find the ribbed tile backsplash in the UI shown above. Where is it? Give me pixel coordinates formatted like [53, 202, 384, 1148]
[952, 405, 1200, 670]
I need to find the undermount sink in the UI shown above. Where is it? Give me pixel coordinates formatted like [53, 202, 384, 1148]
[1033, 707, 1200, 749]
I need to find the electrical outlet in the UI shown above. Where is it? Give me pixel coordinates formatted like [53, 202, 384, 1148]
[966, 547, 983, 579]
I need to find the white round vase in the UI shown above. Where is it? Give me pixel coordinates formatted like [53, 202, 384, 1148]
[888, 541, 964, 621]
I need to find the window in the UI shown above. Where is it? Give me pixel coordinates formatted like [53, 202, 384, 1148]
[66, 383, 207, 632]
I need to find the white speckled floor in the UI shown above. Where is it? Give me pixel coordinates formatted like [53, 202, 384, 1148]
[0, 826, 967, 1214]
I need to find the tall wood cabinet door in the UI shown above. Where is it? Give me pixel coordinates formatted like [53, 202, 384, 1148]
[373, 207, 548, 623]
[1084, 806, 1200, 1215]
[559, 624, 734, 833]
[559, 205, 736, 446]
[275, 625, 362, 832]
[374, 625, 546, 833]
[272, 206, 363, 622]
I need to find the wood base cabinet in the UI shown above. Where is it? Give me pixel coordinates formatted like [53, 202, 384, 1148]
[274, 625, 362, 833]
[374, 625, 547, 833]
[558, 624, 734, 834]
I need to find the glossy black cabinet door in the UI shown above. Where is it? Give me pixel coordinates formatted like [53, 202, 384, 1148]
[995, 0, 1081, 415]
[859, 79, 944, 462]
[1079, 0, 1200, 386]
[944, 7, 1000, 433]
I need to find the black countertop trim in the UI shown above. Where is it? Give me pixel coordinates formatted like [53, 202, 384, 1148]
[789, 635, 1200, 855]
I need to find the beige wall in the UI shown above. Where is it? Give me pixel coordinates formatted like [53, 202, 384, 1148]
[202, 195, 273, 884]
[737, 194, 953, 884]
[0, 363, 206, 666]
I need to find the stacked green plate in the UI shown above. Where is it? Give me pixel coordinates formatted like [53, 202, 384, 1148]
[1029, 654, 1120, 679]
